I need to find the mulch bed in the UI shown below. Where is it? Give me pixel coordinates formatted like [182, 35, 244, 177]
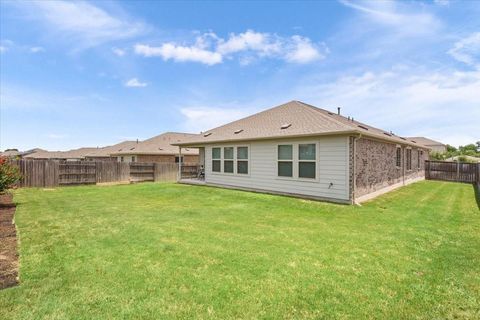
[0, 193, 19, 289]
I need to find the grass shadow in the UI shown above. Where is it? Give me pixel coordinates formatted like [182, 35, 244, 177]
[474, 183, 480, 210]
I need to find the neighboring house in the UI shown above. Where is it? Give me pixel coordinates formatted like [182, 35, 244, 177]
[110, 132, 199, 163]
[407, 137, 446, 154]
[24, 147, 98, 161]
[174, 101, 430, 204]
[84, 141, 139, 161]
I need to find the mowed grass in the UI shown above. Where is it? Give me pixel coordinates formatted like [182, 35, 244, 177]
[1, 181, 479, 319]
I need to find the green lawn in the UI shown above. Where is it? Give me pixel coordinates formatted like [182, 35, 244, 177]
[1, 181, 479, 319]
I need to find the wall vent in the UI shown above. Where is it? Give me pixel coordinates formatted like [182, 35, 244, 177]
[281, 123, 291, 129]
[234, 129, 243, 134]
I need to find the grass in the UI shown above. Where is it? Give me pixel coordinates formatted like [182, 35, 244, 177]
[1, 181, 479, 319]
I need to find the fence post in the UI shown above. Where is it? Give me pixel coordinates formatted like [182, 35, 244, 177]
[456, 161, 460, 181]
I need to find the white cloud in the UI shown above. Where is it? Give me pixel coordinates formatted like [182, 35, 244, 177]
[112, 47, 126, 56]
[180, 107, 251, 132]
[135, 43, 222, 65]
[10, 1, 146, 49]
[216, 30, 280, 56]
[293, 68, 480, 147]
[30, 46, 45, 53]
[46, 133, 67, 139]
[339, 0, 440, 36]
[0, 46, 6, 53]
[434, 0, 450, 6]
[135, 30, 327, 65]
[284, 36, 326, 63]
[448, 32, 480, 68]
[124, 78, 148, 87]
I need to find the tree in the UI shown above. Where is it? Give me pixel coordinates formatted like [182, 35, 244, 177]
[446, 144, 457, 153]
[0, 157, 22, 193]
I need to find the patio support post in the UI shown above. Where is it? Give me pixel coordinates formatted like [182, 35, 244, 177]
[178, 147, 182, 181]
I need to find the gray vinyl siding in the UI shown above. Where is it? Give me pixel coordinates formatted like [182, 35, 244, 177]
[204, 136, 350, 201]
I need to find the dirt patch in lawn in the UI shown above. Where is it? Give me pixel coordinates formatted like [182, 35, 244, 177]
[0, 193, 19, 289]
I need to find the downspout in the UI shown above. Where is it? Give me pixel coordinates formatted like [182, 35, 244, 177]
[352, 133, 362, 205]
[177, 146, 182, 182]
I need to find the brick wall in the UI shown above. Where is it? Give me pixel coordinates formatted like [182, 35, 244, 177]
[136, 154, 198, 164]
[354, 137, 427, 197]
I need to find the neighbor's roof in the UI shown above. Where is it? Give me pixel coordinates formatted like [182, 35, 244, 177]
[84, 141, 139, 158]
[24, 147, 98, 160]
[406, 137, 445, 147]
[111, 132, 199, 156]
[174, 100, 429, 149]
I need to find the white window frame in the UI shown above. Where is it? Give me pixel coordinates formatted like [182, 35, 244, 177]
[236, 145, 249, 175]
[210, 145, 250, 176]
[277, 144, 294, 178]
[417, 150, 422, 169]
[406, 147, 412, 171]
[276, 141, 319, 182]
[212, 147, 221, 173]
[395, 146, 402, 168]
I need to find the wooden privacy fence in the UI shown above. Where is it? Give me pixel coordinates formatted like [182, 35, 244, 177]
[10, 160, 194, 188]
[425, 160, 480, 183]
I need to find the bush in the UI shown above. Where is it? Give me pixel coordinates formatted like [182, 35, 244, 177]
[0, 157, 22, 193]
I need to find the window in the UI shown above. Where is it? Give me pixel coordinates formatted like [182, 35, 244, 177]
[418, 150, 423, 169]
[175, 156, 184, 163]
[223, 147, 234, 173]
[120, 156, 124, 162]
[237, 147, 249, 174]
[131, 156, 135, 162]
[299, 144, 316, 179]
[396, 147, 402, 167]
[212, 147, 221, 172]
[406, 149, 412, 170]
[278, 145, 293, 177]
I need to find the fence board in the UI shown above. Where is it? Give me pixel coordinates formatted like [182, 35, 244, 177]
[425, 160, 479, 183]
[8, 159, 193, 187]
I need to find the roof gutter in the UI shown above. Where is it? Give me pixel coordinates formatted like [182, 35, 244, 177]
[173, 129, 431, 150]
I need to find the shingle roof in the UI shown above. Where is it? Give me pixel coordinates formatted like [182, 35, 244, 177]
[84, 141, 139, 158]
[405, 137, 445, 147]
[24, 147, 98, 160]
[111, 132, 199, 156]
[174, 101, 429, 149]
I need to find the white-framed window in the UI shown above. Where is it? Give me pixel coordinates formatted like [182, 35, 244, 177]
[406, 148, 412, 170]
[211, 145, 249, 175]
[396, 147, 402, 168]
[175, 156, 184, 163]
[298, 143, 316, 179]
[223, 147, 234, 173]
[278, 144, 293, 177]
[212, 147, 221, 172]
[237, 146, 249, 174]
[277, 142, 317, 180]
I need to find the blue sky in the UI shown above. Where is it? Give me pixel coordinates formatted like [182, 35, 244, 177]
[1, 0, 479, 151]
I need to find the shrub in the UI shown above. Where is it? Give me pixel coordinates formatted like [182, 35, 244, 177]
[0, 156, 22, 193]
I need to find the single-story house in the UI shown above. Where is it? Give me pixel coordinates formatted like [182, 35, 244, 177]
[174, 101, 430, 204]
[24, 147, 98, 161]
[406, 136, 446, 154]
[110, 132, 199, 163]
[84, 140, 139, 161]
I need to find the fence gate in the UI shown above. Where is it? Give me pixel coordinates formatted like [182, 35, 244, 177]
[425, 160, 479, 183]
